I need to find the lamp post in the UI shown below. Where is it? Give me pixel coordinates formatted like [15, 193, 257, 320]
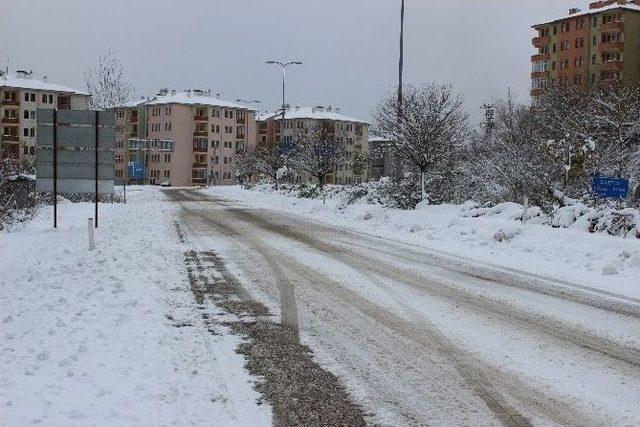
[266, 61, 303, 189]
[265, 60, 303, 141]
[395, 0, 405, 180]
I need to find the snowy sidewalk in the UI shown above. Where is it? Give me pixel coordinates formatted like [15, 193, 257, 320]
[0, 187, 270, 427]
[205, 185, 640, 301]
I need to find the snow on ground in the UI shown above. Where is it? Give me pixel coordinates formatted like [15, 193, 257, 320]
[0, 187, 271, 427]
[204, 185, 640, 300]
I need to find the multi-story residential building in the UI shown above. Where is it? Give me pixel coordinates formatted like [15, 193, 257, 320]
[531, 0, 640, 96]
[0, 70, 90, 163]
[114, 89, 257, 187]
[257, 106, 370, 185]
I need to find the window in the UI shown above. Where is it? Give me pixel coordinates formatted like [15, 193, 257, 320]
[560, 41, 569, 51]
[115, 169, 123, 178]
[23, 110, 29, 119]
[30, 93, 35, 102]
[24, 92, 29, 101]
[592, 16, 598, 27]
[30, 128, 35, 137]
[30, 111, 35, 119]
[23, 128, 28, 137]
[164, 154, 171, 162]
[23, 146, 28, 155]
[552, 43, 556, 53]
[602, 32, 622, 43]
[48, 94, 53, 103]
[29, 146, 35, 155]
[164, 170, 170, 178]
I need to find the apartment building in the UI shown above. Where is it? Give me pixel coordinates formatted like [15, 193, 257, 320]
[257, 106, 370, 185]
[531, 0, 640, 96]
[0, 70, 90, 163]
[114, 89, 257, 187]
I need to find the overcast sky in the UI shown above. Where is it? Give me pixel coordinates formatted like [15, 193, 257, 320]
[2, 0, 584, 125]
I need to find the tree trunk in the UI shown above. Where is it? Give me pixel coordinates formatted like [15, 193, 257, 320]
[420, 170, 426, 202]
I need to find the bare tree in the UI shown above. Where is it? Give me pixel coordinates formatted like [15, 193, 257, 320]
[374, 83, 468, 202]
[85, 50, 135, 110]
[289, 125, 349, 188]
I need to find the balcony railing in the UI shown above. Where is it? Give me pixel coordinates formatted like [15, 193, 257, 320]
[194, 115, 208, 122]
[2, 135, 19, 142]
[531, 53, 550, 62]
[1, 99, 20, 107]
[1, 118, 19, 124]
[601, 60, 624, 71]
[532, 35, 550, 46]
[236, 117, 245, 125]
[601, 21, 624, 33]
[192, 146, 208, 153]
[530, 88, 545, 97]
[192, 162, 207, 169]
[599, 41, 624, 52]
[192, 178, 207, 184]
[193, 130, 208, 137]
[236, 133, 245, 139]
[531, 71, 549, 79]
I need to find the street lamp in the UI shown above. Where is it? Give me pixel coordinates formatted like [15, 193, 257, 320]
[265, 61, 303, 139]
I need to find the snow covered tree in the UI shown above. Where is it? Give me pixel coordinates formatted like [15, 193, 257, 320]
[591, 82, 640, 179]
[234, 148, 258, 184]
[461, 92, 556, 209]
[289, 125, 349, 188]
[85, 50, 135, 110]
[533, 82, 600, 195]
[251, 144, 289, 189]
[373, 83, 468, 202]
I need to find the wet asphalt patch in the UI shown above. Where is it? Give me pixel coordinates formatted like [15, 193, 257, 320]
[184, 250, 367, 427]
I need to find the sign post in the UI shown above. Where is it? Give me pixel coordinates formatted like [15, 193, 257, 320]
[36, 109, 115, 228]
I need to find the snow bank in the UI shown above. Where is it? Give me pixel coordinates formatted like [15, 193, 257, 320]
[0, 186, 270, 427]
[205, 185, 640, 300]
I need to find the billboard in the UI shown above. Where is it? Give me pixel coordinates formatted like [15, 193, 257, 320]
[36, 109, 115, 194]
[591, 176, 630, 199]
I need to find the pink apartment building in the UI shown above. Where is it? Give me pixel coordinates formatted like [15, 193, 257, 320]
[115, 89, 257, 187]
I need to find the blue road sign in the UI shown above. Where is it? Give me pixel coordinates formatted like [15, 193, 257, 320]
[128, 161, 144, 179]
[591, 176, 630, 199]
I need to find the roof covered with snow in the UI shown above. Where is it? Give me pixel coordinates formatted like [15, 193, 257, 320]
[369, 135, 393, 143]
[145, 91, 256, 111]
[533, 3, 640, 27]
[0, 74, 89, 96]
[257, 107, 369, 124]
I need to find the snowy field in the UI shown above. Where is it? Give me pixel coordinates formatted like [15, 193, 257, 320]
[205, 185, 640, 300]
[0, 187, 271, 427]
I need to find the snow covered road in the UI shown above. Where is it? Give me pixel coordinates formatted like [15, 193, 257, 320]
[170, 188, 640, 426]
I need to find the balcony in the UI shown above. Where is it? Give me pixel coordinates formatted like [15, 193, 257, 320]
[2, 135, 20, 142]
[192, 145, 208, 153]
[57, 97, 71, 110]
[601, 60, 624, 71]
[236, 133, 245, 140]
[193, 131, 208, 137]
[599, 41, 624, 52]
[1, 99, 20, 107]
[530, 88, 545, 97]
[531, 53, 550, 62]
[192, 162, 207, 169]
[532, 35, 550, 47]
[192, 178, 207, 184]
[601, 21, 624, 33]
[531, 71, 549, 79]
[236, 117, 245, 124]
[194, 115, 208, 122]
[2, 118, 19, 124]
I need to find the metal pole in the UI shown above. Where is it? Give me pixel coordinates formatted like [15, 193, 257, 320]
[398, 0, 405, 113]
[94, 110, 99, 228]
[53, 109, 57, 228]
[395, 0, 405, 181]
